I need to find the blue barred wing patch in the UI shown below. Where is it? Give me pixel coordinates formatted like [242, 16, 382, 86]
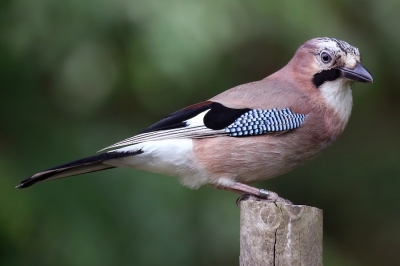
[225, 108, 306, 137]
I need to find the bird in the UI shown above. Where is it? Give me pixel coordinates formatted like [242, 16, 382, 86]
[16, 37, 373, 202]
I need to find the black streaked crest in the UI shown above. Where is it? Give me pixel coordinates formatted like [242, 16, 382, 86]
[315, 37, 360, 56]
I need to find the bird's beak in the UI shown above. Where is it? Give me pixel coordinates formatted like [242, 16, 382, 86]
[338, 62, 373, 83]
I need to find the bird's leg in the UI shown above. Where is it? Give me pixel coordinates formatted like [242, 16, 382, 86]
[212, 182, 292, 204]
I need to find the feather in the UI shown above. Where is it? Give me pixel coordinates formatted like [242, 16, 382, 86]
[16, 150, 142, 188]
[99, 102, 306, 152]
[139, 101, 213, 133]
[204, 102, 250, 130]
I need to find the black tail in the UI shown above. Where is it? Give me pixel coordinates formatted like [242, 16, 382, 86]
[16, 150, 143, 189]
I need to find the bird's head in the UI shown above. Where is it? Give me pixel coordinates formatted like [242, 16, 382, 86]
[295, 37, 373, 88]
[286, 37, 373, 125]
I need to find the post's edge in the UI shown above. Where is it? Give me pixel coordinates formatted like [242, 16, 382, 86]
[240, 199, 323, 212]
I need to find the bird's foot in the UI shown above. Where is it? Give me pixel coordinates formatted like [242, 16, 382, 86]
[236, 189, 292, 206]
[211, 181, 293, 205]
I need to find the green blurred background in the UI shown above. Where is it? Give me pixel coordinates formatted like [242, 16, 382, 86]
[1, 0, 399, 265]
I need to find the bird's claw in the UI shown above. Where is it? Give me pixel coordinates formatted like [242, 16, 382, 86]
[236, 194, 254, 206]
[236, 189, 293, 206]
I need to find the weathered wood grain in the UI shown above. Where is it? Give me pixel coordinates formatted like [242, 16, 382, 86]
[239, 200, 322, 266]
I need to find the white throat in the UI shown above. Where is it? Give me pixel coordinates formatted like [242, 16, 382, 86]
[319, 79, 353, 124]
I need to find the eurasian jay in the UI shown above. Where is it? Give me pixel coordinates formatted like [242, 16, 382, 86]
[16, 37, 373, 202]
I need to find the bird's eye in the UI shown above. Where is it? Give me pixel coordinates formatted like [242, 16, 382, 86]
[321, 52, 332, 63]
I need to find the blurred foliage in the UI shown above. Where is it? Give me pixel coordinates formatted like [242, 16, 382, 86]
[1, 0, 399, 265]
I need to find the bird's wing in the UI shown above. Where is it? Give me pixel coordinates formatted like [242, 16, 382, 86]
[99, 101, 306, 152]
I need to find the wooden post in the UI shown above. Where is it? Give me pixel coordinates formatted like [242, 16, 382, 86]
[239, 200, 323, 266]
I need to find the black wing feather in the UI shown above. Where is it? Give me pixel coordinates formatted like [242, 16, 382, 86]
[204, 102, 250, 130]
[140, 101, 213, 134]
[140, 101, 250, 133]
